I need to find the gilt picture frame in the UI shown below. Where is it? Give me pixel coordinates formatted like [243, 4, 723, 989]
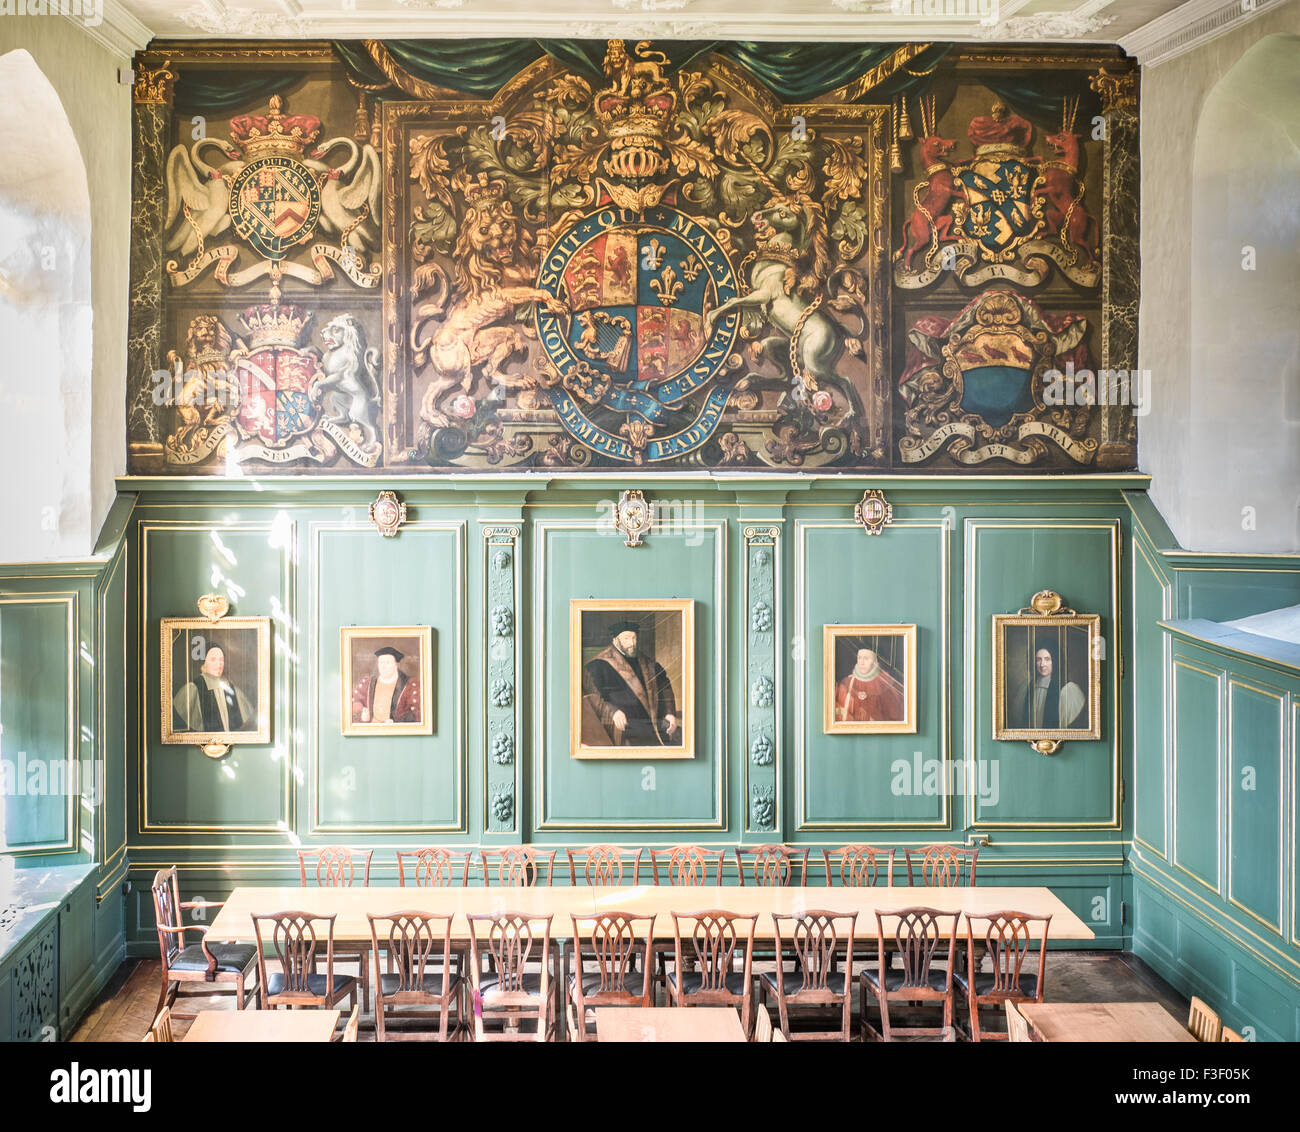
[340, 626, 434, 737]
[823, 624, 917, 735]
[160, 616, 271, 750]
[992, 593, 1102, 753]
[570, 598, 694, 760]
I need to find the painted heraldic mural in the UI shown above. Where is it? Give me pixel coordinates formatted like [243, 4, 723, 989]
[127, 40, 1139, 474]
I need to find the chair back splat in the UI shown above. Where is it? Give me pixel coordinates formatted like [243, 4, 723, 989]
[650, 845, 724, 885]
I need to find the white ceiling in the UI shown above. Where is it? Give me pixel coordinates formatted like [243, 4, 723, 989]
[74, 0, 1296, 69]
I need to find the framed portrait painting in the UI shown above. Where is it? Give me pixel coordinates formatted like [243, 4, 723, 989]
[160, 616, 271, 748]
[341, 626, 433, 736]
[993, 597, 1101, 751]
[570, 599, 693, 759]
[823, 624, 917, 734]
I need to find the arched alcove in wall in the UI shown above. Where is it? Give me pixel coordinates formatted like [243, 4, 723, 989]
[1186, 34, 1300, 552]
[0, 48, 92, 562]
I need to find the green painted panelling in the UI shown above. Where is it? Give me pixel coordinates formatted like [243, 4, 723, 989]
[1131, 537, 1169, 856]
[968, 521, 1118, 825]
[312, 524, 463, 830]
[141, 522, 288, 829]
[1171, 661, 1222, 893]
[0, 600, 71, 848]
[798, 521, 946, 827]
[534, 521, 723, 829]
[1178, 570, 1300, 622]
[1227, 680, 1285, 934]
[97, 544, 130, 883]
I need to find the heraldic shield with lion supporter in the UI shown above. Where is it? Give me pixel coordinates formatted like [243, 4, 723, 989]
[130, 40, 1136, 474]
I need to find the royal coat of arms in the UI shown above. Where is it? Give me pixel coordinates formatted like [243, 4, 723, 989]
[161, 307, 382, 469]
[386, 40, 889, 469]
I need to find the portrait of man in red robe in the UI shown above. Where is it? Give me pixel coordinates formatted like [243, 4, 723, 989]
[834, 646, 906, 723]
[824, 626, 916, 734]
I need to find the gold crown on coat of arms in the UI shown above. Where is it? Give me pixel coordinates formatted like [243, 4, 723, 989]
[229, 95, 322, 159]
[238, 303, 313, 349]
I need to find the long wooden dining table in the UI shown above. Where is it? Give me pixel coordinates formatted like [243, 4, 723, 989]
[207, 883, 1096, 945]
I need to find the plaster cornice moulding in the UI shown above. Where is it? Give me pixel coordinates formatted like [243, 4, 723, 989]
[1121, 0, 1293, 67]
[62, 0, 153, 60]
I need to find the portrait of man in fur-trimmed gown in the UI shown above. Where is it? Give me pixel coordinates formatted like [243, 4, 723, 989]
[581, 619, 680, 747]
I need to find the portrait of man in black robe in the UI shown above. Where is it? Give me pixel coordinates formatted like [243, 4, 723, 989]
[580, 619, 680, 747]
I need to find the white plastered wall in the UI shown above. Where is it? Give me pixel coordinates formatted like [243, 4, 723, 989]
[1139, 3, 1300, 552]
[0, 19, 130, 562]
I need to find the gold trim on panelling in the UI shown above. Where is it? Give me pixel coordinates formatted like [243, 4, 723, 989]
[964, 519, 1122, 830]
[1224, 678, 1287, 937]
[308, 521, 467, 835]
[1293, 701, 1299, 951]
[794, 519, 951, 832]
[138, 520, 293, 835]
[1169, 658, 1225, 900]
[0, 593, 79, 855]
[532, 519, 728, 833]
[96, 540, 130, 881]
[1134, 854, 1300, 992]
[1131, 534, 1172, 861]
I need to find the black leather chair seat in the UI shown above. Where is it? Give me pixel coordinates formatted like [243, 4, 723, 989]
[668, 970, 749, 996]
[266, 971, 357, 998]
[479, 973, 546, 997]
[170, 942, 257, 973]
[760, 970, 848, 996]
[571, 970, 647, 997]
[861, 967, 949, 993]
[379, 972, 460, 996]
[952, 970, 1038, 998]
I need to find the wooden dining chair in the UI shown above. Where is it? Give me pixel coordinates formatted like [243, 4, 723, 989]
[1188, 996, 1223, 1042]
[667, 910, 759, 1038]
[823, 845, 894, 887]
[753, 1004, 775, 1043]
[904, 844, 979, 887]
[1005, 1000, 1032, 1042]
[340, 1005, 360, 1043]
[956, 911, 1051, 1040]
[149, 866, 258, 1018]
[396, 847, 470, 887]
[467, 912, 556, 1041]
[567, 845, 644, 886]
[295, 848, 374, 1009]
[1222, 1026, 1243, 1042]
[735, 845, 809, 886]
[367, 912, 462, 1041]
[297, 847, 374, 887]
[252, 911, 358, 1012]
[763, 911, 857, 1041]
[860, 907, 959, 1041]
[480, 846, 556, 887]
[148, 1006, 174, 1043]
[649, 845, 725, 885]
[567, 912, 656, 1040]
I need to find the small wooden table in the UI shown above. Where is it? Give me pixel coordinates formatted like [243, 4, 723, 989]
[182, 1009, 341, 1043]
[596, 1007, 747, 1043]
[1020, 1002, 1195, 1043]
